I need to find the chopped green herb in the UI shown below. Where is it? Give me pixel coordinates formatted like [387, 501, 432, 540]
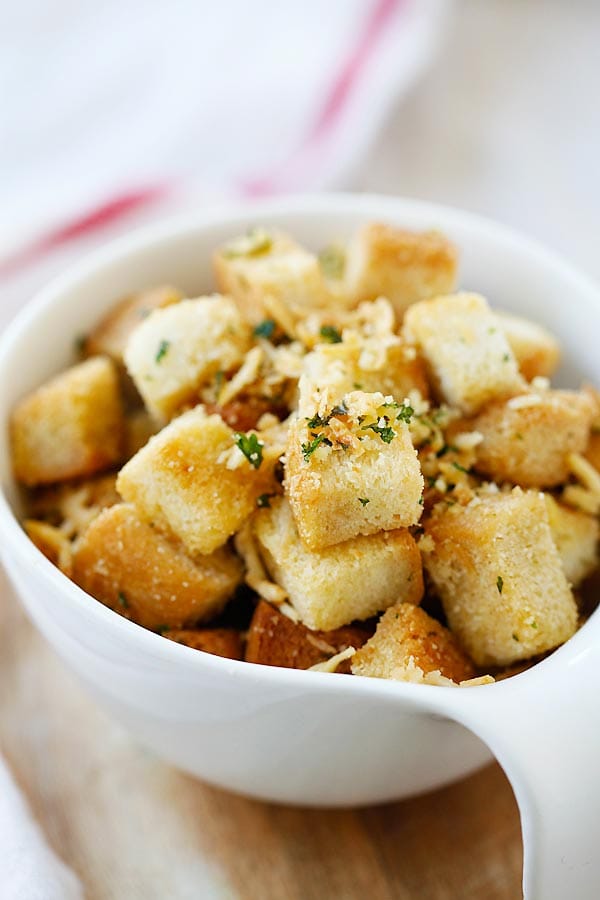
[452, 461, 469, 474]
[330, 403, 349, 417]
[156, 625, 170, 635]
[502, 353, 510, 362]
[234, 432, 264, 469]
[257, 493, 274, 508]
[319, 324, 343, 344]
[353, 382, 363, 390]
[396, 402, 414, 424]
[222, 228, 273, 258]
[418, 496, 424, 506]
[117, 591, 129, 609]
[214, 370, 225, 392]
[301, 433, 332, 462]
[436, 444, 458, 458]
[512, 632, 520, 642]
[530, 620, 538, 629]
[496, 576, 504, 594]
[318, 245, 346, 280]
[306, 412, 331, 429]
[253, 319, 276, 339]
[362, 419, 396, 443]
[358, 497, 370, 507]
[155, 339, 170, 363]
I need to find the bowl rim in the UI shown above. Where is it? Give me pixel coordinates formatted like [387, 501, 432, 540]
[1, 191, 598, 701]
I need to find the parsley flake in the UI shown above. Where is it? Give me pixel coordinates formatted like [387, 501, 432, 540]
[222, 228, 273, 258]
[358, 497, 370, 507]
[234, 432, 264, 469]
[496, 576, 504, 594]
[318, 245, 346, 280]
[396, 402, 414, 424]
[117, 591, 129, 609]
[254, 319, 276, 339]
[155, 339, 170, 363]
[319, 325, 342, 344]
[301, 433, 332, 462]
[306, 412, 331, 429]
[361, 420, 396, 443]
[452, 461, 469, 474]
[257, 493, 274, 508]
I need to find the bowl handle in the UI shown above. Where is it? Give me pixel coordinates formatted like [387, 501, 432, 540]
[425, 652, 600, 900]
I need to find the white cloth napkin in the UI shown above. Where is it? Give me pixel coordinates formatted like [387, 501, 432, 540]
[0, 1, 447, 896]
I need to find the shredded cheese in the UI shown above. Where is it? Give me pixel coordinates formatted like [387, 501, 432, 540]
[308, 646, 356, 673]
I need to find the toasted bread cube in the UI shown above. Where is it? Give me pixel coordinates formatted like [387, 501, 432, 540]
[124, 409, 159, 459]
[584, 432, 600, 472]
[124, 295, 251, 419]
[495, 310, 561, 381]
[24, 520, 72, 573]
[403, 293, 524, 415]
[422, 489, 578, 667]
[351, 602, 476, 683]
[11, 357, 124, 486]
[345, 223, 458, 318]
[165, 628, 243, 660]
[545, 495, 599, 588]
[84, 285, 182, 365]
[71, 504, 242, 630]
[286, 391, 423, 550]
[213, 230, 328, 325]
[299, 339, 429, 416]
[254, 497, 423, 630]
[117, 407, 280, 556]
[245, 600, 371, 670]
[472, 390, 595, 488]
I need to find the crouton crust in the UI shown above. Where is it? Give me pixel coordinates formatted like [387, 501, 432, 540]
[423, 489, 578, 666]
[253, 497, 423, 630]
[84, 284, 182, 364]
[351, 602, 475, 683]
[245, 600, 371, 671]
[71, 503, 242, 630]
[495, 310, 561, 381]
[124, 295, 251, 419]
[345, 223, 458, 318]
[286, 391, 423, 550]
[472, 390, 595, 488]
[165, 628, 243, 660]
[11, 356, 124, 486]
[117, 406, 280, 556]
[403, 293, 524, 414]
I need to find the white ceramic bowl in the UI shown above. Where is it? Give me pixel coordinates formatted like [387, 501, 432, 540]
[1, 195, 599, 899]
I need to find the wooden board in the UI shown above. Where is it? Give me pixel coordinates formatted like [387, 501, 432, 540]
[0, 568, 522, 899]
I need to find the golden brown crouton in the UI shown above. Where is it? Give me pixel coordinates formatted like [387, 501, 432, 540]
[545, 495, 599, 588]
[423, 488, 578, 667]
[495, 310, 561, 381]
[24, 520, 72, 573]
[345, 223, 458, 318]
[245, 600, 371, 671]
[71, 504, 242, 630]
[214, 230, 329, 325]
[117, 406, 280, 556]
[124, 295, 252, 420]
[123, 409, 159, 459]
[84, 285, 182, 364]
[286, 391, 423, 550]
[403, 293, 524, 415]
[584, 432, 600, 472]
[253, 497, 423, 630]
[351, 602, 476, 683]
[165, 628, 243, 660]
[11, 357, 124, 486]
[472, 390, 595, 488]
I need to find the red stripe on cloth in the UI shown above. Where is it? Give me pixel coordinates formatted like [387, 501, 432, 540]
[241, 0, 406, 196]
[0, 185, 169, 278]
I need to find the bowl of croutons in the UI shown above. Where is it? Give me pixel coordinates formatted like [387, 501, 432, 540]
[1, 194, 599, 899]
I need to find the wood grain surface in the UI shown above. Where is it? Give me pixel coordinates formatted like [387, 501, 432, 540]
[0, 566, 522, 899]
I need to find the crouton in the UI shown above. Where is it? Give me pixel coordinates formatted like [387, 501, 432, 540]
[84, 285, 182, 364]
[472, 389, 595, 488]
[423, 488, 578, 667]
[213, 230, 329, 325]
[117, 406, 280, 556]
[124, 409, 159, 459]
[71, 503, 242, 630]
[11, 356, 124, 486]
[253, 497, 423, 630]
[124, 296, 251, 419]
[495, 310, 560, 381]
[345, 223, 458, 319]
[165, 628, 243, 660]
[584, 432, 600, 472]
[24, 520, 72, 573]
[286, 390, 423, 550]
[351, 602, 475, 683]
[403, 293, 524, 415]
[545, 495, 599, 588]
[245, 600, 371, 671]
[299, 339, 429, 416]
